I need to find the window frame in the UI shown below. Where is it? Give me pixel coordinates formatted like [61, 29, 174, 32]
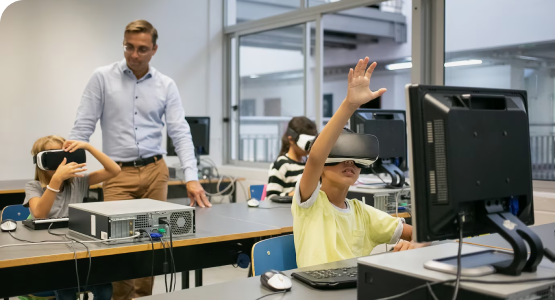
[223, 0, 428, 167]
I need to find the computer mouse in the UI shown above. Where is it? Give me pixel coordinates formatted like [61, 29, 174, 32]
[247, 199, 260, 207]
[260, 270, 292, 292]
[1, 219, 17, 232]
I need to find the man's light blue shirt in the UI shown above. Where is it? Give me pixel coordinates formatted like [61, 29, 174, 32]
[69, 59, 198, 182]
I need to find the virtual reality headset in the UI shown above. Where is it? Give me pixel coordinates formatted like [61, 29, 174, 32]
[33, 149, 86, 171]
[322, 132, 379, 168]
[287, 128, 316, 152]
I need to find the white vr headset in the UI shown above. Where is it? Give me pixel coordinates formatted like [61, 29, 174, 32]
[33, 149, 86, 171]
[313, 130, 380, 168]
[287, 128, 316, 152]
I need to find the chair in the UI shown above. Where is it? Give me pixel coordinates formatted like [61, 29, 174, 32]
[251, 234, 297, 276]
[249, 184, 267, 201]
[1, 204, 30, 222]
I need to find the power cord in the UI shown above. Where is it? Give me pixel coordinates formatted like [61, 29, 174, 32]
[138, 229, 155, 293]
[159, 219, 177, 292]
[160, 237, 177, 292]
[371, 168, 387, 185]
[452, 213, 464, 300]
[255, 291, 288, 300]
[159, 235, 169, 293]
[48, 224, 92, 296]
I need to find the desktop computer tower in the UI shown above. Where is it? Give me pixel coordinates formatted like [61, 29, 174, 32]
[68, 199, 195, 244]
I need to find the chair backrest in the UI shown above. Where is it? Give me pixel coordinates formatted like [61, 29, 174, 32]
[249, 184, 267, 201]
[1, 204, 30, 222]
[251, 234, 297, 276]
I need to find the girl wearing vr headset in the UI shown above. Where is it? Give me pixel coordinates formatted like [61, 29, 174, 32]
[266, 117, 317, 199]
[23, 135, 120, 299]
[293, 58, 426, 268]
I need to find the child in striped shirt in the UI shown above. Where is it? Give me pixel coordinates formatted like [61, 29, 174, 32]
[266, 117, 317, 199]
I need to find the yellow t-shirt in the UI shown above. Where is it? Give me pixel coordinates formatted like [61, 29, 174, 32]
[292, 182, 403, 268]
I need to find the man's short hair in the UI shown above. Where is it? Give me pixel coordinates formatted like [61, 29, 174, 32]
[125, 20, 158, 46]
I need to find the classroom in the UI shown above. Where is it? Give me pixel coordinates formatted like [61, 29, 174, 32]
[1, 0, 555, 299]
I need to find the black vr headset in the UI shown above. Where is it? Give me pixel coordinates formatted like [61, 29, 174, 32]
[312, 131, 379, 169]
[33, 149, 86, 171]
[286, 128, 316, 152]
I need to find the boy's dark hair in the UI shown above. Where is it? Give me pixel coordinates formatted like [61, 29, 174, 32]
[279, 117, 318, 156]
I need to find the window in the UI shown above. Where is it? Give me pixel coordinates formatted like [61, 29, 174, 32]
[226, 0, 300, 26]
[240, 99, 256, 116]
[225, 0, 417, 167]
[322, 2, 411, 120]
[444, 0, 555, 180]
[235, 24, 306, 163]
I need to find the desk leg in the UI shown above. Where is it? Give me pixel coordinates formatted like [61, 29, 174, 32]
[182, 271, 189, 289]
[195, 269, 203, 287]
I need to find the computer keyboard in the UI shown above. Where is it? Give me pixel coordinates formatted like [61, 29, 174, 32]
[22, 217, 69, 230]
[291, 266, 357, 290]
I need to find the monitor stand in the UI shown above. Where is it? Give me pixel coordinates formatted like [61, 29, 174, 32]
[379, 163, 405, 188]
[425, 210, 550, 277]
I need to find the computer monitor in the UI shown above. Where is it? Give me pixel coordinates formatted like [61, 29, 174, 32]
[167, 117, 210, 156]
[350, 109, 407, 187]
[406, 84, 544, 276]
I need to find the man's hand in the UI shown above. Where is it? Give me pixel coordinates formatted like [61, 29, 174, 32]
[186, 180, 212, 208]
[393, 241, 431, 252]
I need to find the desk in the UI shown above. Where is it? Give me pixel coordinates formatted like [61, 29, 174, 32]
[136, 258, 358, 300]
[0, 178, 243, 210]
[0, 203, 278, 297]
[463, 222, 555, 252]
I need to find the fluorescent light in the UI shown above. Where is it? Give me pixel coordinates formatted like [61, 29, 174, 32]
[249, 74, 259, 79]
[385, 62, 412, 70]
[516, 55, 542, 61]
[385, 59, 482, 71]
[444, 59, 482, 67]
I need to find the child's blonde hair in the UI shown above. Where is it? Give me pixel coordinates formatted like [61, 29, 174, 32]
[31, 135, 66, 187]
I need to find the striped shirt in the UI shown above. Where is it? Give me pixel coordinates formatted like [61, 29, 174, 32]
[267, 155, 306, 198]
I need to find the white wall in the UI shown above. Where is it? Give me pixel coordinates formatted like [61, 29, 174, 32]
[0, 0, 223, 180]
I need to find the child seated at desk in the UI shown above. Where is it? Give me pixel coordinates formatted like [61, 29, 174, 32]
[24, 135, 121, 300]
[267, 116, 317, 199]
[292, 57, 426, 268]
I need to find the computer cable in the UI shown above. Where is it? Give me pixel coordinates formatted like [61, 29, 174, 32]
[0, 232, 141, 250]
[255, 291, 288, 300]
[371, 168, 387, 185]
[48, 223, 92, 294]
[426, 282, 439, 300]
[159, 219, 177, 292]
[162, 236, 176, 293]
[160, 237, 174, 292]
[394, 184, 408, 218]
[138, 229, 155, 293]
[452, 213, 464, 300]
[68, 240, 81, 298]
[158, 235, 169, 293]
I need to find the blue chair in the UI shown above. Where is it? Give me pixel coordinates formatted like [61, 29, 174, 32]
[1, 204, 30, 222]
[249, 185, 267, 201]
[251, 234, 297, 276]
[0, 206, 56, 300]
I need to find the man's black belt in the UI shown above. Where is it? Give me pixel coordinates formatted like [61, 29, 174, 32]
[118, 155, 163, 167]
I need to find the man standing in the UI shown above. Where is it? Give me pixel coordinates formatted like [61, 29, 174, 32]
[69, 20, 211, 299]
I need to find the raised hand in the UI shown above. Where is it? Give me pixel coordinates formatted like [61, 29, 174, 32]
[52, 158, 87, 182]
[63, 140, 90, 153]
[346, 57, 386, 108]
